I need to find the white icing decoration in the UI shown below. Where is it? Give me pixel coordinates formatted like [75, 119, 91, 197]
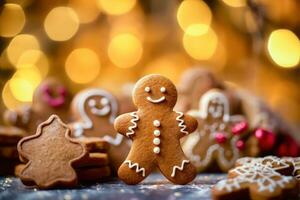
[153, 120, 160, 127]
[171, 160, 190, 177]
[71, 89, 121, 146]
[160, 87, 166, 93]
[153, 138, 160, 145]
[124, 160, 146, 177]
[153, 147, 160, 154]
[183, 90, 246, 170]
[175, 111, 188, 135]
[147, 96, 166, 104]
[145, 87, 151, 93]
[126, 112, 139, 137]
[215, 162, 294, 192]
[153, 130, 160, 136]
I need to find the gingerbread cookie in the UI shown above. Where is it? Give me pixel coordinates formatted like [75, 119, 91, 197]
[182, 89, 251, 172]
[73, 137, 110, 153]
[69, 88, 130, 171]
[4, 78, 71, 134]
[76, 166, 111, 182]
[17, 115, 88, 189]
[75, 153, 109, 168]
[212, 156, 298, 200]
[0, 126, 27, 145]
[114, 74, 198, 185]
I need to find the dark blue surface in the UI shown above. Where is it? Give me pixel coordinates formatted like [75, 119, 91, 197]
[0, 174, 225, 200]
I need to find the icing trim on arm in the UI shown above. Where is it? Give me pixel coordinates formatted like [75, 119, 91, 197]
[175, 111, 189, 135]
[126, 112, 139, 137]
[171, 160, 190, 177]
[124, 160, 145, 177]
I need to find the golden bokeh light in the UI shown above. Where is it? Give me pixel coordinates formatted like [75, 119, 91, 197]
[183, 27, 218, 60]
[9, 66, 42, 102]
[44, 7, 79, 41]
[0, 3, 26, 37]
[2, 81, 22, 109]
[17, 50, 49, 77]
[65, 48, 101, 84]
[108, 33, 143, 68]
[7, 34, 40, 66]
[177, 0, 212, 34]
[267, 29, 300, 68]
[97, 0, 136, 15]
[69, 0, 100, 23]
[222, 0, 246, 7]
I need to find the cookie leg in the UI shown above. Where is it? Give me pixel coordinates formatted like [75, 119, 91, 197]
[118, 153, 154, 185]
[158, 156, 196, 185]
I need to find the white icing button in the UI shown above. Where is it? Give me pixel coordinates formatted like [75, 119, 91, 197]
[153, 138, 160, 145]
[160, 87, 166, 93]
[153, 120, 160, 127]
[145, 87, 151, 93]
[153, 147, 160, 154]
[153, 130, 160, 136]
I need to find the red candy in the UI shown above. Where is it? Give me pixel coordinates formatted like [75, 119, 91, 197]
[235, 140, 245, 150]
[254, 128, 276, 151]
[277, 135, 299, 157]
[231, 121, 248, 135]
[215, 132, 227, 144]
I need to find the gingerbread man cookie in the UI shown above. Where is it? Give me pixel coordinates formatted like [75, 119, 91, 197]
[182, 89, 250, 172]
[69, 88, 130, 171]
[4, 78, 71, 134]
[17, 115, 88, 189]
[114, 74, 198, 185]
[212, 156, 298, 200]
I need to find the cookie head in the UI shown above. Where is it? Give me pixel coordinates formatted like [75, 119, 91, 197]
[199, 89, 229, 121]
[132, 74, 177, 109]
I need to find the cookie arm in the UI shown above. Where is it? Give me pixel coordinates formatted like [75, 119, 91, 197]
[114, 112, 138, 137]
[176, 112, 198, 138]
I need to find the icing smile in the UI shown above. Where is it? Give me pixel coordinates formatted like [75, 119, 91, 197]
[146, 96, 166, 104]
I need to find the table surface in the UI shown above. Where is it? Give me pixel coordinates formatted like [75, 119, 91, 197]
[0, 174, 225, 200]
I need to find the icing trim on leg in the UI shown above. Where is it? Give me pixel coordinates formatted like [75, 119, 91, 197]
[171, 160, 190, 177]
[124, 160, 145, 177]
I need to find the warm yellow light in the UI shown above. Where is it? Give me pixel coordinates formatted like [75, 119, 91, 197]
[183, 27, 218, 60]
[7, 34, 40, 66]
[97, 0, 136, 15]
[69, 0, 100, 23]
[44, 7, 79, 41]
[9, 66, 42, 102]
[2, 81, 22, 109]
[108, 33, 143, 68]
[17, 50, 49, 77]
[0, 4, 25, 37]
[177, 0, 212, 34]
[65, 48, 101, 84]
[222, 0, 246, 7]
[267, 29, 300, 68]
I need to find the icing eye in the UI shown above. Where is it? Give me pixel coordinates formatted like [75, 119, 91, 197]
[101, 97, 109, 105]
[88, 99, 96, 107]
[144, 86, 151, 93]
[160, 87, 166, 93]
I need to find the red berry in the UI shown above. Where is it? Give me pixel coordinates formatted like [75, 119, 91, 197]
[215, 132, 227, 144]
[231, 121, 248, 135]
[235, 140, 245, 150]
[254, 128, 276, 151]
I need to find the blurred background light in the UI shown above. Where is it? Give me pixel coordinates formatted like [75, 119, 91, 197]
[221, 0, 246, 7]
[6, 34, 40, 66]
[183, 26, 218, 60]
[65, 48, 101, 84]
[0, 3, 26, 38]
[97, 0, 136, 15]
[44, 6, 79, 41]
[2, 81, 22, 109]
[69, 0, 100, 24]
[177, 0, 212, 35]
[108, 33, 143, 68]
[267, 29, 300, 68]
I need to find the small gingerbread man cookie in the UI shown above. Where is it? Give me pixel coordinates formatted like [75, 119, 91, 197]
[114, 74, 198, 185]
[69, 88, 130, 171]
[182, 89, 250, 172]
[4, 78, 71, 134]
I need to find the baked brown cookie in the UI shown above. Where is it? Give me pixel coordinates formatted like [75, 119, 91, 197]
[69, 88, 130, 171]
[76, 166, 111, 182]
[75, 153, 109, 168]
[73, 137, 110, 153]
[212, 156, 298, 200]
[182, 89, 251, 172]
[17, 115, 88, 189]
[4, 78, 71, 134]
[115, 74, 198, 185]
[0, 126, 26, 145]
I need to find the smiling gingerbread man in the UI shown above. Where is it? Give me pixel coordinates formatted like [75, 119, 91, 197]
[114, 74, 198, 185]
